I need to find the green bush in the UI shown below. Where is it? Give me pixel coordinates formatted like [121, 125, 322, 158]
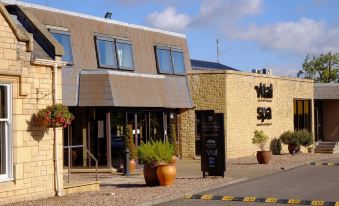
[138, 141, 156, 164]
[153, 140, 175, 164]
[125, 124, 137, 160]
[252, 130, 269, 151]
[280, 130, 313, 147]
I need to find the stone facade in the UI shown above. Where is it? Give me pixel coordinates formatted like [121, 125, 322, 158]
[0, 7, 63, 204]
[180, 70, 314, 159]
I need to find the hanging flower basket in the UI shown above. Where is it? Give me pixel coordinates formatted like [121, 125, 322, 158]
[36, 104, 74, 128]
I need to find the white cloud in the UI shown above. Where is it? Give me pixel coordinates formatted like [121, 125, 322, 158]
[146, 7, 191, 32]
[229, 18, 339, 54]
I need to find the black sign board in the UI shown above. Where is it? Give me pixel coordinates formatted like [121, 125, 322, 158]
[200, 111, 225, 178]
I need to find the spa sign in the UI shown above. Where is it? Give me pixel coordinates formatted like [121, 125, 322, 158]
[255, 83, 273, 125]
[200, 111, 225, 178]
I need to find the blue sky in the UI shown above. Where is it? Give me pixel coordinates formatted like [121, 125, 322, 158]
[19, 0, 339, 76]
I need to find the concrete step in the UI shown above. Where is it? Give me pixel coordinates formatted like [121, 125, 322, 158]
[315, 145, 336, 149]
[316, 142, 339, 146]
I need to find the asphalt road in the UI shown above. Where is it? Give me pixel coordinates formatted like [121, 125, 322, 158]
[158, 159, 339, 206]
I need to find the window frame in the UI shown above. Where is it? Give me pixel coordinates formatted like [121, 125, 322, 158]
[95, 36, 118, 69]
[95, 36, 135, 71]
[115, 39, 135, 71]
[49, 29, 74, 65]
[171, 48, 186, 75]
[0, 83, 12, 182]
[155, 45, 186, 75]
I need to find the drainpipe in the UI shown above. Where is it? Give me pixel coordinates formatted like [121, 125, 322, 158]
[31, 58, 66, 196]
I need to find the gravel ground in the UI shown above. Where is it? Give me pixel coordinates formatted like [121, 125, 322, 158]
[7, 153, 339, 206]
[8, 176, 232, 206]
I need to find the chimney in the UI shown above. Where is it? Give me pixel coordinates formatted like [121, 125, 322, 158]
[104, 12, 112, 19]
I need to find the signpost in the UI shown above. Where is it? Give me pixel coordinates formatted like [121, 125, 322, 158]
[200, 111, 225, 178]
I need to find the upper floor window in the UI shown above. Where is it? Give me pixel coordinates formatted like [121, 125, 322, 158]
[49, 29, 73, 65]
[95, 36, 134, 71]
[0, 84, 12, 182]
[155, 46, 186, 75]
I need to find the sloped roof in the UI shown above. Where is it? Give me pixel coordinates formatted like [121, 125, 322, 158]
[191, 59, 239, 71]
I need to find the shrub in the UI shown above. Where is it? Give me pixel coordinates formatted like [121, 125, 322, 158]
[153, 140, 175, 164]
[252, 130, 269, 151]
[138, 141, 156, 164]
[125, 124, 137, 160]
[280, 130, 313, 147]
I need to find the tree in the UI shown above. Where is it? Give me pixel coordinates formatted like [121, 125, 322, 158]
[297, 52, 339, 83]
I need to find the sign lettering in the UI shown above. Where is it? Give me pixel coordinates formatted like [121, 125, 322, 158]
[257, 107, 272, 122]
[255, 83, 273, 99]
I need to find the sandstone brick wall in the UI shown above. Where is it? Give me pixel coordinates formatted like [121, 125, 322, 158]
[181, 70, 314, 159]
[322, 100, 339, 141]
[0, 9, 63, 204]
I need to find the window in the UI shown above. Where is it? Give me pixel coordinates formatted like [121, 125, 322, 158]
[294, 99, 311, 131]
[50, 30, 73, 64]
[116, 41, 134, 70]
[155, 46, 186, 75]
[95, 36, 134, 71]
[0, 84, 12, 181]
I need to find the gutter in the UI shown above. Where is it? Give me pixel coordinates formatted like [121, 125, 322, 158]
[31, 58, 67, 196]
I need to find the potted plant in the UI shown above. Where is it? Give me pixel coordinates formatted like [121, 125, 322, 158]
[252, 130, 272, 164]
[125, 124, 137, 174]
[36, 104, 74, 128]
[154, 140, 176, 186]
[280, 130, 313, 155]
[138, 141, 159, 186]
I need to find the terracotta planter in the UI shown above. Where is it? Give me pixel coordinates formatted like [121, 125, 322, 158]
[288, 144, 300, 155]
[129, 159, 136, 174]
[143, 163, 160, 186]
[156, 164, 176, 186]
[37, 118, 49, 127]
[256, 151, 272, 164]
[170, 156, 177, 165]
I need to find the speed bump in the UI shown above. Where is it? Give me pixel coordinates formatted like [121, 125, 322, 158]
[308, 162, 339, 166]
[185, 194, 339, 205]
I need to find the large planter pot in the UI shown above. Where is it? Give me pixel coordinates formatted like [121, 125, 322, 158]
[256, 151, 272, 164]
[288, 144, 300, 155]
[129, 159, 136, 174]
[156, 164, 176, 186]
[143, 163, 160, 186]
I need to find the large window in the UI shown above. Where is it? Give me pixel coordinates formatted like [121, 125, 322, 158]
[95, 36, 134, 70]
[155, 46, 185, 75]
[294, 99, 311, 131]
[50, 30, 73, 64]
[0, 84, 11, 181]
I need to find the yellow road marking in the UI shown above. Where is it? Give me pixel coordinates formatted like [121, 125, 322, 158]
[184, 195, 192, 199]
[221, 196, 234, 201]
[311, 200, 325, 206]
[288, 199, 301, 204]
[265, 197, 278, 203]
[335, 202, 339, 206]
[201, 195, 213, 200]
[243, 197, 256, 202]
[327, 163, 335, 166]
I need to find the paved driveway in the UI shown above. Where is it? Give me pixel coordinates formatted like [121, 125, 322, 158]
[159, 157, 339, 206]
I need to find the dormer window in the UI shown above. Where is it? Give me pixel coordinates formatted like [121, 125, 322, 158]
[49, 29, 73, 65]
[155, 46, 185, 75]
[95, 36, 134, 71]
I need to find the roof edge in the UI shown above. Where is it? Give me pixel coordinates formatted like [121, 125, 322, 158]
[0, 3, 32, 51]
[8, 4, 64, 57]
[8, 0, 186, 39]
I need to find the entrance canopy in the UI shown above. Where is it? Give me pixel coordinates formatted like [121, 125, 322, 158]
[315, 83, 339, 99]
[78, 70, 193, 108]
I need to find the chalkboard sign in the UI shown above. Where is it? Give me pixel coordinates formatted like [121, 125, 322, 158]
[200, 111, 225, 178]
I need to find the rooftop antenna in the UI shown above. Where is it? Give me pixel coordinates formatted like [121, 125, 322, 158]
[216, 39, 220, 63]
[105, 12, 112, 19]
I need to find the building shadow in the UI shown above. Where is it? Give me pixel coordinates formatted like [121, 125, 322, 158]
[26, 114, 49, 142]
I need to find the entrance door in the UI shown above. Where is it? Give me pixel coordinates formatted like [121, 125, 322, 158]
[314, 100, 324, 141]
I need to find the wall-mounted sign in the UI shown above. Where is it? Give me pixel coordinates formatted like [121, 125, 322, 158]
[257, 107, 272, 122]
[255, 83, 273, 99]
[199, 111, 225, 178]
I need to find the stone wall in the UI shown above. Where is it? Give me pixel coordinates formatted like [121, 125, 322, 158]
[181, 70, 314, 159]
[0, 8, 63, 204]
